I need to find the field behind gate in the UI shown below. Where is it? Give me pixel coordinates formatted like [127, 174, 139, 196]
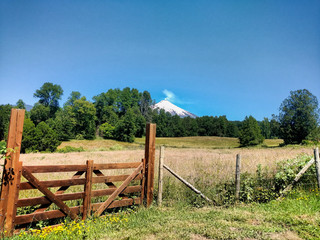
[2, 145, 320, 239]
[18, 146, 313, 198]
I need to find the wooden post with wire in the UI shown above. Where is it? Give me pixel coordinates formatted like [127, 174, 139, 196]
[235, 154, 241, 201]
[83, 160, 93, 220]
[157, 146, 164, 206]
[314, 147, 320, 188]
[144, 123, 156, 207]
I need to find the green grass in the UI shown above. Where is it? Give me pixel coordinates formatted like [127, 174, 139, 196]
[7, 189, 320, 240]
[58, 136, 284, 151]
[136, 136, 241, 149]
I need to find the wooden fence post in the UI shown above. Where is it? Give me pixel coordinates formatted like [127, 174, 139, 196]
[0, 109, 25, 234]
[144, 123, 156, 207]
[314, 148, 320, 188]
[83, 160, 93, 220]
[235, 154, 241, 201]
[157, 146, 164, 206]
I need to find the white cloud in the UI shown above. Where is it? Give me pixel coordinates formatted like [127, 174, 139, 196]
[162, 89, 194, 105]
[163, 89, 176, 102]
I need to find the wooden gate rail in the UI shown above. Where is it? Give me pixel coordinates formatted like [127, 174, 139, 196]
[8, 159, 145, 233]
[0, 109, 156, 236]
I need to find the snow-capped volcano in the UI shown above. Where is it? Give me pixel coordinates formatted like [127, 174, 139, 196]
[152, 100, 197, 118]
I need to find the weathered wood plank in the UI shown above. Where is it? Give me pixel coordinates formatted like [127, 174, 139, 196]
[22, 168, 78, 220]
[20, 178, 86, 190]
[314, 148, 320, 188]
[91, 198, 141, 211]
[15, 198, 141, 226]
[145, 123, 156, 207]
[94, 163, 143, 216]
[20, 174, 143, 190]
[83, 160, 93, 220]
[93, 170, 117, 188]
[92, 185, 141, 198]
[15, 206, 82, 225]
[92, 174, 142, 184]
[140, 158, 146, 204]
[22, 162, 141, 173]
[23, 165, 87, 173]
[17, 186, 142, 207]
[18, 192, 85, 207]
[4, 161, 22, 234]
[0, 109, 25, 233]
[93, 162, 141, 170]
[157, 146, 164, 206]
[34, 171, 85, 213]
[235, 154, 241, 201]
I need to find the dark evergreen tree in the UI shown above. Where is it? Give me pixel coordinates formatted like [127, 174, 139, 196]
[16, 99, 26, 109]
[239, 116, 264, 146]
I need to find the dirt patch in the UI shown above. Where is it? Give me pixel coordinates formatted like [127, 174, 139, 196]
[268, 231, 302, 240]
[191, 234, 211, 240]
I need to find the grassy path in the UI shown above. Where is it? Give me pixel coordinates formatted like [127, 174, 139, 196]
[101, 190, 319, 240]
[6, 190, 320, 240]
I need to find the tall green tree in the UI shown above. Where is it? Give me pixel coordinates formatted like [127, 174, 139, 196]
[71, 97, 96, 139]
[30, 103, 50, 124]
[260, 117, 271, 139]
[16, 99, 26, 109]
[47, 107, 76, 141]
[34, 82, 63, 116]
[239, 116, 264, 146]
[114, 108, 137, 142]
[65, 91, 81, 106]
[279, 89, 319, 144]
[21, 119, 37, 153]
[139, 91, 153, 122]
[0, 104, 12, 140]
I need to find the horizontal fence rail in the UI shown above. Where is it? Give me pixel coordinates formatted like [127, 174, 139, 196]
[8, 160, 145, 232]
[0, 110, 157, 237]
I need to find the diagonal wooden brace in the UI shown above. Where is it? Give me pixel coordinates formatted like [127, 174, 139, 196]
[93, 170, 117, 188]
[34, 171, 85, 213]
[22, 167, 78, 220]
[93, 169, 127, 199]
[94, 163, 143, 217]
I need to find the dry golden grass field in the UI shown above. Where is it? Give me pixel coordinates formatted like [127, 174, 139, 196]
[20, 145, 313, 184]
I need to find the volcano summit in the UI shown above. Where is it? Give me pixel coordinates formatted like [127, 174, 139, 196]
[152, 100, 197, 118]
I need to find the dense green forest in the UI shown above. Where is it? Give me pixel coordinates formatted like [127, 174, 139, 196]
[0, 83, 319, 152]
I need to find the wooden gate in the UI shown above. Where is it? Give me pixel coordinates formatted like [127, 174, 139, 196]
[0, 109, 156, 235]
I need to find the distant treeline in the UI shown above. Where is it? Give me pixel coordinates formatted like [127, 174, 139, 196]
[0, 83, 319, 152]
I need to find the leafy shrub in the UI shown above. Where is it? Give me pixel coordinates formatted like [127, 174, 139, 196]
[57, 146, 85, 153]
[99, 122, 115, 139]
[275, 154, 316, 191]
[75, 134, 84, 140]
[0, 141, 6, 155]
[21, 119, 60, 153]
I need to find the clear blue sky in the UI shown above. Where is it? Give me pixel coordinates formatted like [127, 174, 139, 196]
[1, 1, 319, 121]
